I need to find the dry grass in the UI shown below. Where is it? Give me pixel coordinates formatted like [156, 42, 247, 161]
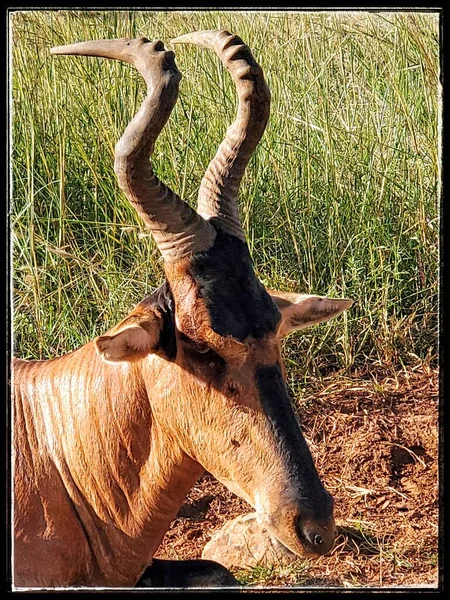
[11, 10, 439, 369]
[156, 364, 440, 589]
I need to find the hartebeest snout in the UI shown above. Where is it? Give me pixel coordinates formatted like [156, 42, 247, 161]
[13, 31, 353, 588]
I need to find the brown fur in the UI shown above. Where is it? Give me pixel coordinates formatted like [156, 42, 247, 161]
[13, 343, 204, 586]
[12, 268, 351, 587]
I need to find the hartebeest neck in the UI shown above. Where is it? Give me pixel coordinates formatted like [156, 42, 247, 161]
[13, 349, 204, 586]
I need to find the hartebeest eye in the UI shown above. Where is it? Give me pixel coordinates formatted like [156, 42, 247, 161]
[180, 333, 226, 381]
[179, 333, 211, 355]
[179, 334, 227, 373]
[191, 342, 210, 354]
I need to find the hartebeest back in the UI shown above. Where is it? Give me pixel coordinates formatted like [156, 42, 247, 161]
[13, 30, 353, 588]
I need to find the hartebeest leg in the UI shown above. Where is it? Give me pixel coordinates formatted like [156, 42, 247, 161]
[136, 558, 240, 588]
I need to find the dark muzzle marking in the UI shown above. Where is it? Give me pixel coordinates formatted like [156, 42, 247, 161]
[255, 364, 333, 520]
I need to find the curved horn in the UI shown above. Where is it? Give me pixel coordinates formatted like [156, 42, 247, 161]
[51, 37, 216, 262]
[172, 30, 271, 241]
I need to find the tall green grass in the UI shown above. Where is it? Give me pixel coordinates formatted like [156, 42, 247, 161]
[10, 10, 440, 373]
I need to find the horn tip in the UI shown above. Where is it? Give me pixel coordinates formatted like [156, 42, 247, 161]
[170, 30, 219, 46]
[170, 34, 191, 45]
[342, 298, 355, 309]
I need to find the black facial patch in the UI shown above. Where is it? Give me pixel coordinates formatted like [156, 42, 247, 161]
[190, 228, 281, 341]
[147, 281, 177, 360]
[256, 364, 333, 520]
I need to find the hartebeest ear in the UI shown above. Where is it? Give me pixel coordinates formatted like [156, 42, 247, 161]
[269, 290, 353, 338]
[94, 309, 164, 363]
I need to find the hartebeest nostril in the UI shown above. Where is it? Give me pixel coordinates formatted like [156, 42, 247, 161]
[297, 519, 336, 556]
[313, 534, 323, 546]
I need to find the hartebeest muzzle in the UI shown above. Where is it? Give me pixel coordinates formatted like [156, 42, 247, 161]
[255, 363, 337, 556]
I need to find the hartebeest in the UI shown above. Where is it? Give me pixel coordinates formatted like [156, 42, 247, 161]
[12, 30, 353, 588]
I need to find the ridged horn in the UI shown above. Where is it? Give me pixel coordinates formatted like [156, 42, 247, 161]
[51, 37, 216, 262]
[172, 30, 271, 241]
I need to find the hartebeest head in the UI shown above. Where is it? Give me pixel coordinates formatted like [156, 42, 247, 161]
[51, 31, 352, 559]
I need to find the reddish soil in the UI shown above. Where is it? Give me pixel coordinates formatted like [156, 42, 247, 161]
[155, 365, 440, 589]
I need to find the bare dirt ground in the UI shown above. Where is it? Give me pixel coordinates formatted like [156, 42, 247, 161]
[155, 365, 440, 589]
